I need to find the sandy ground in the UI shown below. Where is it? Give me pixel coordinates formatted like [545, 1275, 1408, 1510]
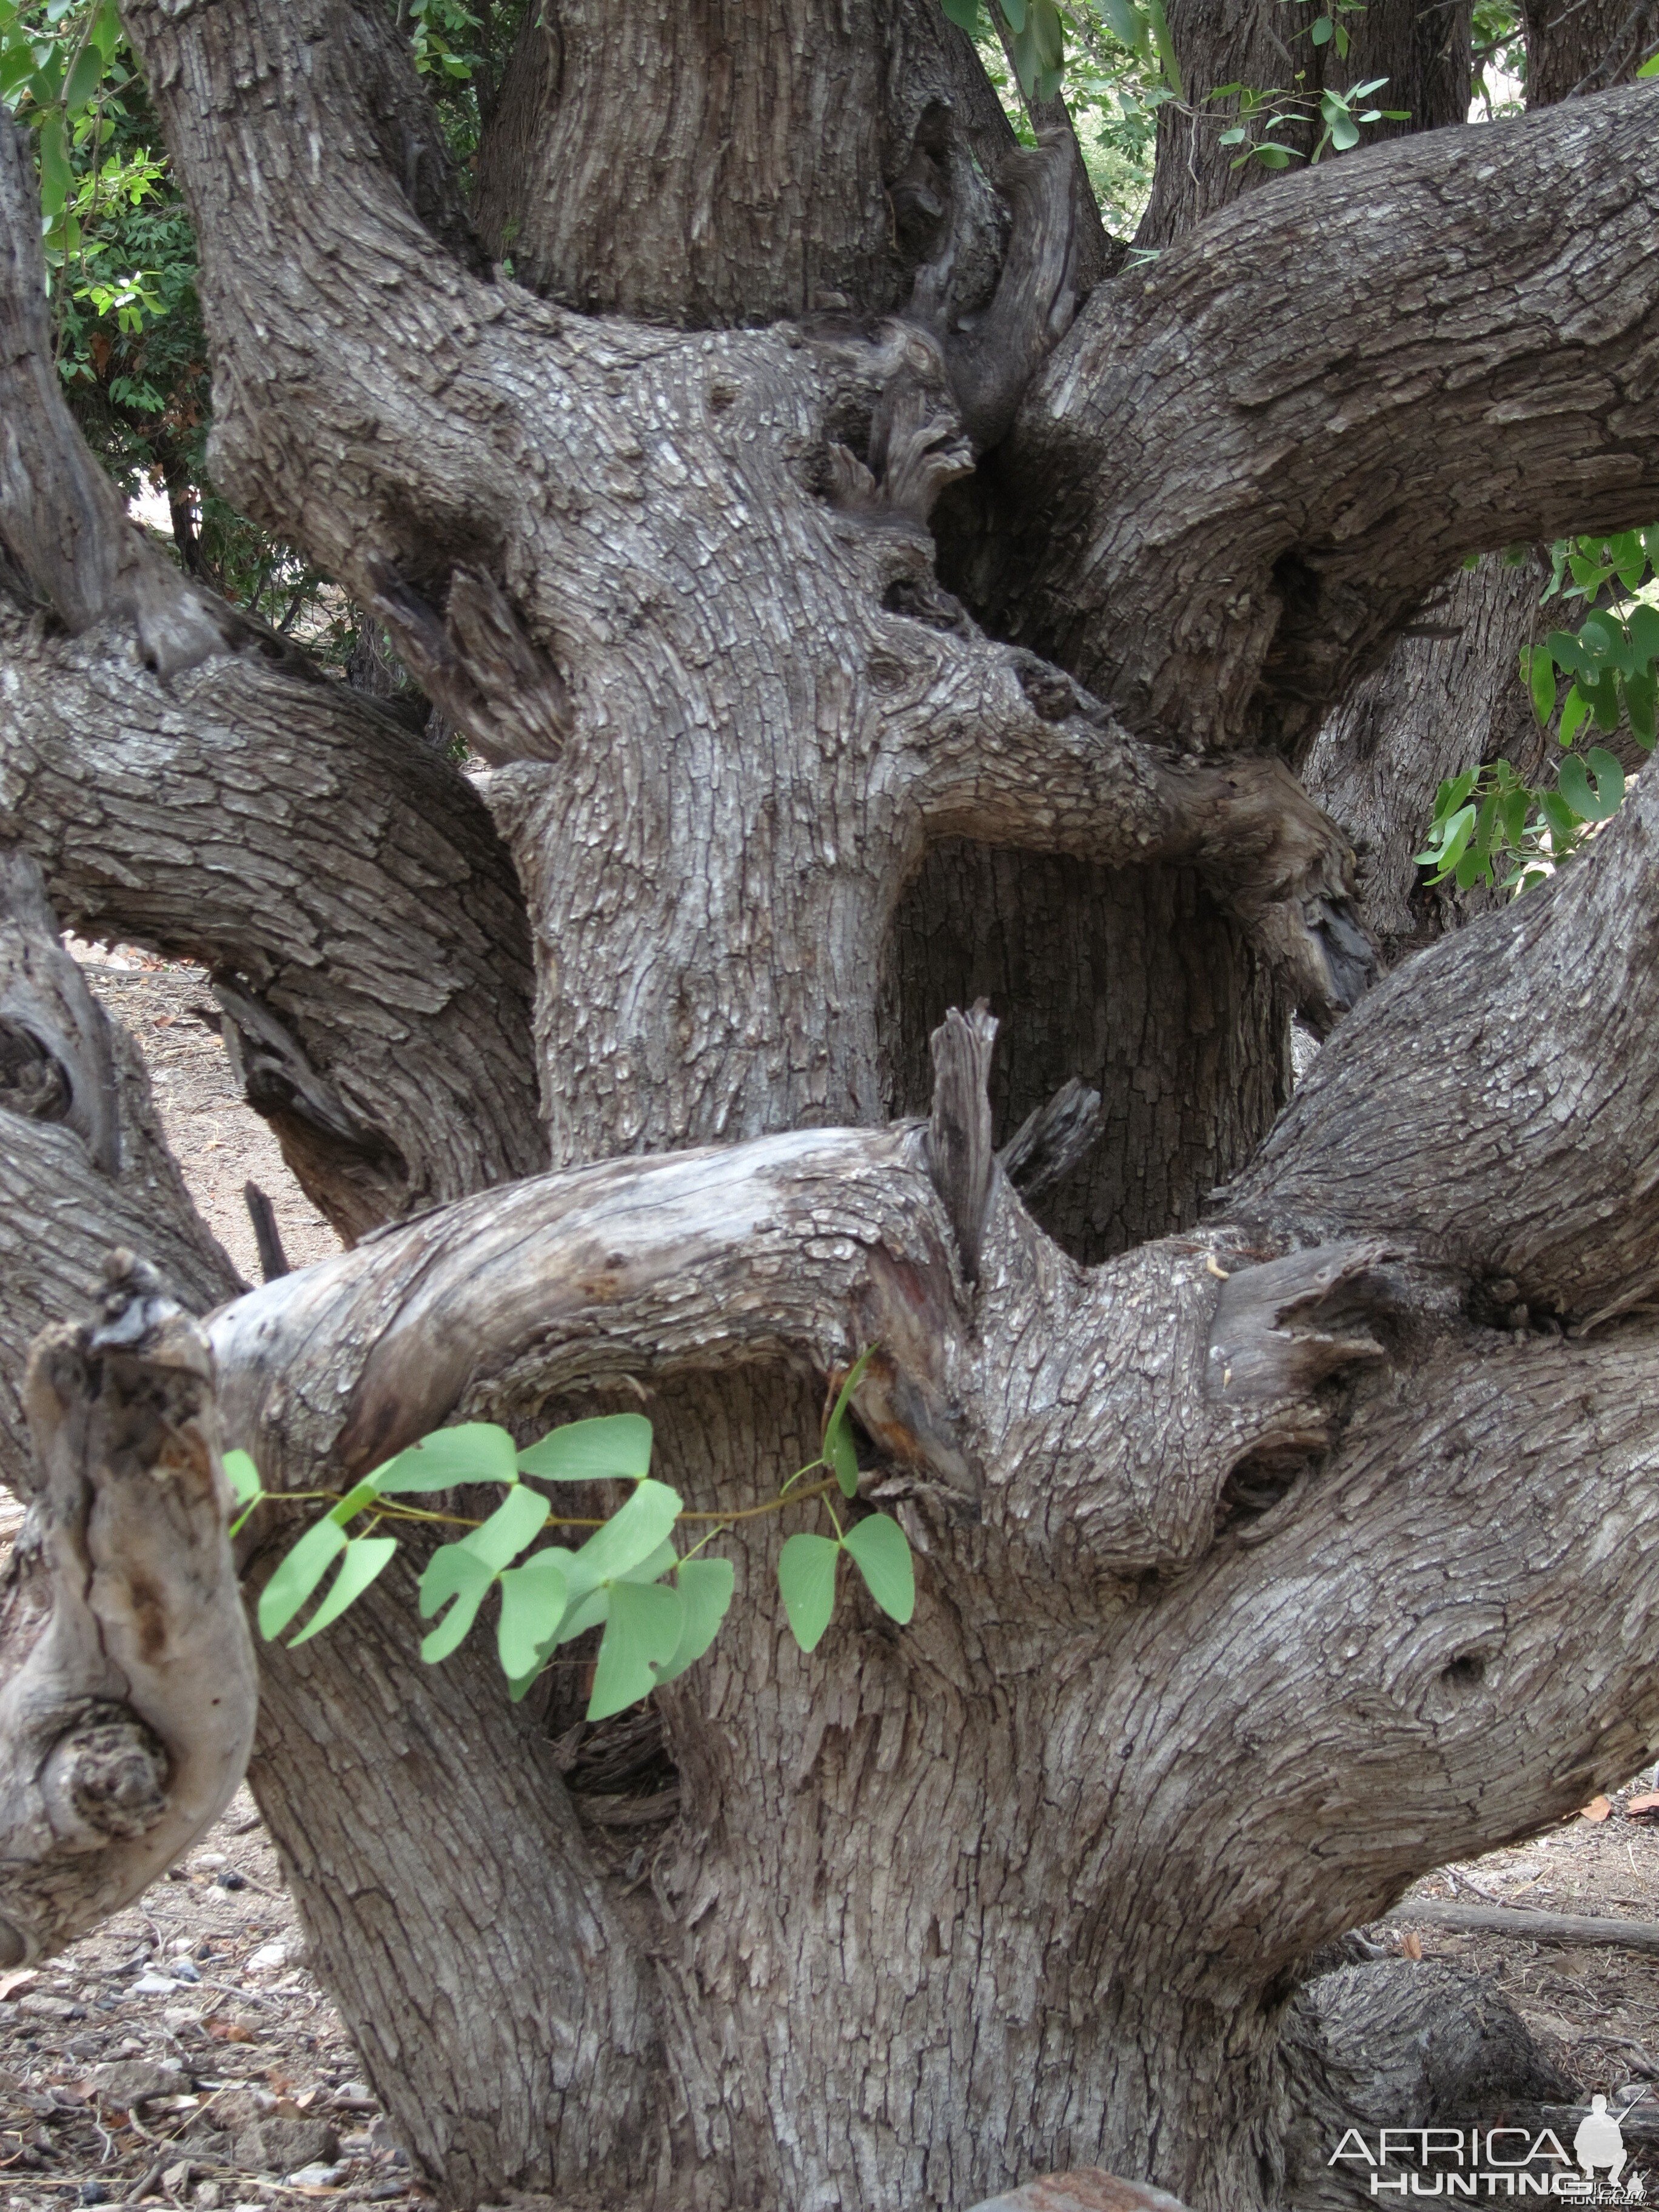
[3, 955, 1658, 2206]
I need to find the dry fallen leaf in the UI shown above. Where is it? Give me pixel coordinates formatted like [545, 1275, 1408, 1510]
[206, 2018, 255, 2044]
[1628, 1792, 1659, 1820]
[1400, 1930, 1423, 1960]
[1581, 1795, 1613, 1822]
[0, 1971, 38, 2002]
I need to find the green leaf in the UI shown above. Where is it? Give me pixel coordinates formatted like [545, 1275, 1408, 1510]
[328, 1478, 384, 1527]
[1526, 644, 1557, 726]
[417, 1544, 496, 1661]
[1628, 601, 1659, 666]
[1625, 667, 1657, 751]
[287, 1536, 398, 1647]
[466, 1481, 553, 1571]
[587, 1580, 685, 1721]
[1310, 12, 1334, 41]
[1253, 142, 1294, 167]
[258, 1519, 346, 1640]
[1144, 0, 1182, 96]
[571, 1478, 682, 1583]
[495, 1550, 571, 1678]
[1328, 112, 1361, 150]
[841, 1513, 916, 1624]
[999, 0, 1026, 28]
[1557, 684, 1590, 749]
[939, 0, 981, 27]
[822, 1347, 873, 1500]
[1540, 788, 1580, 843]
[654, 1557, 736, 1686]
[1101, 0, 1142, 43]
[1031, 0, 1063, 72]
[778, 1532, 840, 1654]
[62, 36, 102, 113]
[517, 1412, 652, 1483]
[1558, 748, 1624, 823]
[222, 1449, 261, 1508]
[372, 1423, 520, 1494]
[37, 112, 70, 218]
[1638, 49, 1659, 73]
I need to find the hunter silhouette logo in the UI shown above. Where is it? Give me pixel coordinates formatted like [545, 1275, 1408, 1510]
[1577, 2097, 1629, 2190]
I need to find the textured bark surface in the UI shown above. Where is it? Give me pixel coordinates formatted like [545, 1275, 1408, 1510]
[0, 0, 1655, 2205]
[0, 1258, 255, 1965]
[1304, 0, 1657, 963]
[1004, 85, 1659, 758]
[1304, 557, 1548, 960]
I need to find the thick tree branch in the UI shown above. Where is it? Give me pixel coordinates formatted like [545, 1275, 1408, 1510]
[1006, 84, 1659, 759]
[0, 119, 227, 675]
[1222, 764, 1659, 1325]
[0, 595, 544, 1238]
[0, 853, 238, 1489]
[911, 646, 1375, 1027]
[0, 1256, 256, 1964]
[0, 93, 543, 1235]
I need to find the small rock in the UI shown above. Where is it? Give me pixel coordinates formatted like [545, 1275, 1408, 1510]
[170, 1959, 202, 1985]
[129, 1972, 181, 1997]
[245, 1942, 290, 1974]
[285, 2165, 344, 2190]
[161, 2165, 192, 2196]
[233, 2115, 338, 2176]
[17, 1994, 76, 2020]
[191, 1852, 228, 1872]
[76, 2186, 110, 2207]
[215, 1869, 246, 1891]
[212, 2087, 276, 2131]
[193, 2188, 223, 2210]
[333, 2078, 374, 2106]
[84, 2059, 189, 2106]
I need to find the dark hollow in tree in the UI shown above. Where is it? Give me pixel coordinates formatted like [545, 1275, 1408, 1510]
[4, 1, 1659, 2206]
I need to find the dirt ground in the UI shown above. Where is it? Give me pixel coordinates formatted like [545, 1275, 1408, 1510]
[3, 953, 1658, 2207]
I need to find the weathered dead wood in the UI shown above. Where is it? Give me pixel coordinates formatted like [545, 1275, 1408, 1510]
[242, 1184, 290, 1285]
[0, 1255, 256, 1965]
[1384, 1899, 1659, 1957]
[0, 850, 119, 1178]
[927, 1000, 999, 1282]
[1206, 1244, 1393, 1404]
[997, 1076, 1104, 1200]
[0, 850, 238, 1489]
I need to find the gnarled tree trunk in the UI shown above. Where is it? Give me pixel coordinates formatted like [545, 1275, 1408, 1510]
[4, 2, 1659, 2207]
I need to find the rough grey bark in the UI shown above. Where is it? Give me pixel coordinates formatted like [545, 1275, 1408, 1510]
[0, 1, 1653, 2207]
[1003, 84, 1659, 759]
[1305, 0, 1654, 964]
[1304, 556, 1549, 962]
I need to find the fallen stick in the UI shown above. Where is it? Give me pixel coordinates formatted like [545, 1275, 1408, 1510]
[1384, 1899, 1659, 1957]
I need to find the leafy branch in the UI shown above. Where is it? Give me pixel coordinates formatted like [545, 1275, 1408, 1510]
[227, 1356, 916, 1725]
[1416, 529, 1659, 896]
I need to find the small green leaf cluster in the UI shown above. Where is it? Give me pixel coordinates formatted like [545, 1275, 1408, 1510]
[1415, 531, 1659, 897]
[229, 1354, 916, 1724]
[1213, 74, 1406, 169]
[940, 0, 1075, 106]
